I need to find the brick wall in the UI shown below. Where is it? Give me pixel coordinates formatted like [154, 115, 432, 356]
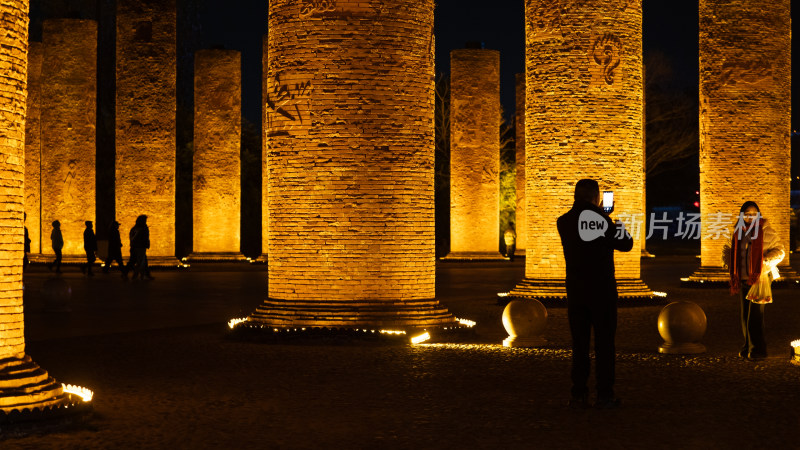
[265, 0, 437, 303]
[698, 0, 791, 268]
[193, 49, 241, 254]
[24, 42, 41, 254]
[523, 0, 644, 281]
[40, 19, 97, 256]
[448, 49, 501, 256]
[515, 73, 526, 252]
[261, 34, 268, 258]
[116, 0, 176, 257]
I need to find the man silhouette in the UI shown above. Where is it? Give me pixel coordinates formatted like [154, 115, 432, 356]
[557, 179, 633, 409]
[81, 220, 97, 276]
[103, 221, 127, 277]
[47, 220, 63, 273]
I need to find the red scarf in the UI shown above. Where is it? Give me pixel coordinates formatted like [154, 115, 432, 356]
[729, 221, 764, 294]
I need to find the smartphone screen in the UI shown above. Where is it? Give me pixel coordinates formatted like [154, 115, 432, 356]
[602, 191, 613, 212]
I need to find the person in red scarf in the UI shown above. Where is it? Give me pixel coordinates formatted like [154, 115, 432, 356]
[722, 201, 785, 361]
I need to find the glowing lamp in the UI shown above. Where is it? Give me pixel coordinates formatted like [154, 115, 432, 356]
[658, 301, 707, 354]
[228, 317, 247, 329]
[791, 340, 800, 366]
[653, 291, 668, 298]
[411, 332, 431, 345]
[456, 318, 476, 328]
[502, 299, 547, 348]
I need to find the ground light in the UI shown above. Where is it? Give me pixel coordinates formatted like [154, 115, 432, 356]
[791, 340, 800, 366]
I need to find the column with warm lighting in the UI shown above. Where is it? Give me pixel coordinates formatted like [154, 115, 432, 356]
[188, 49, 244, 261]
[510, 0, 653, 299]
[24, 42, 42, 255]
[116, 0, 177, 262]
[443, 48, 504, 260]
[255, 34, 268, 263]
[248, 0, 456, 329]
[515, 73, 526, 256]
[0, 0, 72, 413]
[686, 0, 794, 283]
[40, 19, 97, 258]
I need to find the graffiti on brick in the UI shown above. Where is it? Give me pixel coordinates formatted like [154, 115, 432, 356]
[589, 33, 622, 86]
[719, 57, 773, 88]
[299, 0, 336, 17]
[266, 73, 312, 137]
[528, 0, 562, 38]
[62, 160, 77, 203]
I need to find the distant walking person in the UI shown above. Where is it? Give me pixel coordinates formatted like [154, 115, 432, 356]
[557, 179, 633, 409]
[103, 221, 127, 277]
[23, 213, 31, 268]
[722, 201, 785, 361]
[47, 220, 63, 273]
[127, 215, 153, 280]
[504, 223, 517, 261]
[81, 221, 97, 276]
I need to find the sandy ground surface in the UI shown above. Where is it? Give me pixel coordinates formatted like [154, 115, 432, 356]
[3, 255, 800, 449]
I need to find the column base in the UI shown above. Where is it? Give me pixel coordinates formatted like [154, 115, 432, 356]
[182, 252, 249, 263]
[28, 253, 186, 268]
[440, 251, 508, 261]
[682, 265, 800, 287]
[507, 277, 657, 301]
[641, 249, 656, 258]
[0, 355, 72, 413]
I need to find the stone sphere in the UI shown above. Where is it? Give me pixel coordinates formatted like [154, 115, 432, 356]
[502, 299, 547, 338]
[658, 301, 707, 344]
[41, 277, 72, 311]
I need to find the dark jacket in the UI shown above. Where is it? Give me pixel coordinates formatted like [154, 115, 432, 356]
[51, 228, 63, 251]
[84, 228, 97, 253]
[557, 200, 634, 302]
[130, 225, 150, 250]
[109, 227, 123, 250]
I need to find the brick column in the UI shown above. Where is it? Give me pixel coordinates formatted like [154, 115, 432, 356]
[515, 73, 526, 255]
[24, 42, 42, 254]
[248, 0, 455, 329]
[187, 49, 244, 261]
[116, 0, 177, 263]
[686, 0, 795, 283]
[40, 19, 97, 258]
[510, 0, 653, 299]
[443, 48, 504, 261]
[0, 0, 71, 413]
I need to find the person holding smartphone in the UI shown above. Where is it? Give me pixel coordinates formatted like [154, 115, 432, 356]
[557, 179, 633, 409]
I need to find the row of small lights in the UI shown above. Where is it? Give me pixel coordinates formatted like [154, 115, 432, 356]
[62, 384, 93, 402]
[227, 316, 476, 345]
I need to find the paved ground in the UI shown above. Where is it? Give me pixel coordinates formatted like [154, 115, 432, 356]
[4, 254, 800, 449]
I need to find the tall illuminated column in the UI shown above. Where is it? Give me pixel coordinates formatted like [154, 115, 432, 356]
[40, 19, 97, 258]
[24, 42, 42, 254]
[0, 0, 71, 412]
[687, 0, 794, 283]
[188, 49, 244, 261]
[515, 73, 526, 256]
[116, 0, 177, 262]
[248, 0, 456, 329]
[443, 48, 503, 260]
[510, 0, 653, 299]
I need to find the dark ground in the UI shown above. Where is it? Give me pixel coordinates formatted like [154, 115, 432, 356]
[4, 253, 800, 449]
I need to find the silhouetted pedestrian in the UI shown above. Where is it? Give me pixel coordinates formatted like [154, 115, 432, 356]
[722, 201, 785, 361]
[47, 220, 63, 273]
[557, 179, 633, 409]
[126, 215, 153, 280]
[23, 212, 30, 268]
[81, 221, 97, 276]
[103, 221, 127, 277]
[504, 223, 517, 261]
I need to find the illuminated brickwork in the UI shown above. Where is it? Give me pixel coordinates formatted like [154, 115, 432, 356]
[24, 42, 42, 254]
[515, 73, 526, 254]
[249, 0, 455, 328]
[0, 0, 69, 412]
[690, 0, 792, 281]
[511, 0, 652, 299]
[116, 0, 176, 258]
[446, 48, 503, 260]
[259, 34, 268, 261]
[192, 49, 241, 256]
[40, 19, 97, 257]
